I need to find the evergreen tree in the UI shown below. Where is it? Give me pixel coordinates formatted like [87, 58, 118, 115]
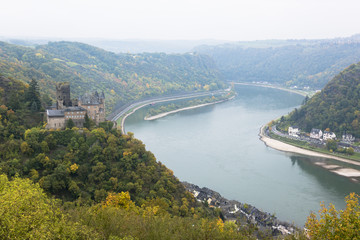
[66, 119, 75, 129]
[25, 79, 41, 111]
[84, 114, 91, 129]
[30, 101, 38, 112]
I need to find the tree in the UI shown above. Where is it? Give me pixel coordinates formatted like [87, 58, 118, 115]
[306, 193, 360, 239]
[25, 79, 41, 111]
[66, 119, 75, 129]
[302, 95, 309, 105]
[99, 121, 114, 132]
[346, 147, 355, 155]
[84, 113, 91, 129]
[326, 139, 337, 152]
[30, 101, 38, 112]
[103, 192, 136, 210]
[0, 174, 95, 239]
[20, 141, 33, 156]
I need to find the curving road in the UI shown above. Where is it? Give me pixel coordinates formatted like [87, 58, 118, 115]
[108, 89, 230, 134]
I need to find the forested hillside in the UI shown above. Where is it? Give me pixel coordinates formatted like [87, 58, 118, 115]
[0, 41, 224, 113]
[0, 75, 275, 239]
[195, 37, 360, 89]
[279, 62, 360, 137]
[0, 76, 196, 212]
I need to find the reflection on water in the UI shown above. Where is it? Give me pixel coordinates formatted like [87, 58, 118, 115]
[125, 85, 360, 226]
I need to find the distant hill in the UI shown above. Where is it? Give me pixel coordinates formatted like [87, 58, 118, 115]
[0, 37, 229, 53]
[82, 39, 229, 53]
[195, 35, 360, 89]
[280, 62, 360, 137]
[0, 41, 223, 113]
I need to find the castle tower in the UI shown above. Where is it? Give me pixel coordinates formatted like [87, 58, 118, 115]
[56, 82, 72, 109]
[78, 91, 106, 124]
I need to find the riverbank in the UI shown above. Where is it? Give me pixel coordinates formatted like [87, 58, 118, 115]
[116, 89, 232, 134]
[182, 182, 295, 235]
[233, 82, 313, 97]
[259, 125, 360, 182]
[144, 98, 232, 121]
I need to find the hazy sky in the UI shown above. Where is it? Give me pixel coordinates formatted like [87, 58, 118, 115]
[1, 0, 359, 41]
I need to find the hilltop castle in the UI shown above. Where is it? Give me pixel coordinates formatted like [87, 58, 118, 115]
[46, 82, 105, 129]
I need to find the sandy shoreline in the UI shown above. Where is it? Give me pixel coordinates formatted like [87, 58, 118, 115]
[259, 125, 360, 181]
[144, 99, 230, 121]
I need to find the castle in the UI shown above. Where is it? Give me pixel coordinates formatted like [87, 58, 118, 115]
[46, 82, 105, 129]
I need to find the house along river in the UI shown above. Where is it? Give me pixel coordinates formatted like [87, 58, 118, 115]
[124, 85, 360, 226]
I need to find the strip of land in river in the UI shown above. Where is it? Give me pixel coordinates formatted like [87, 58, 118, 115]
[113, 89, 231, 134]
[233, 82, 313, 97]
[144, 98, 232, 121]
[259, 125, 360, 183]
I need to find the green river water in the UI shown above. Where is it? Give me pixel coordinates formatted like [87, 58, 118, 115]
[125, 85, 360, 226]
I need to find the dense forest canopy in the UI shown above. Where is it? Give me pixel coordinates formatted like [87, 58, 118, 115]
[195, 36, 360, 89]
[279, 62, 360, 137]
[0, 41, 224, 114]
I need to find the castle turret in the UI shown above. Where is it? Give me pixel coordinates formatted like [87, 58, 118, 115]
[56, 82, 72, 109]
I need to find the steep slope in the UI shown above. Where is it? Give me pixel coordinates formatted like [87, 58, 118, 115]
[0, 41, 224, 113]
[0, 77, 294, 240]
[0, 77, 197, 215]
[195, 38, 360, 89]
[283, 62, 360, 137]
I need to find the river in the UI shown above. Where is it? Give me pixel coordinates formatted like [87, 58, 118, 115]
[124, 85, 360, 226]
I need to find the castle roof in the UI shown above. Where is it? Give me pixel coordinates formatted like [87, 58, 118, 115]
[79, 92, 104, 105]
[47, 109, 64, 117]
[64, 106, 86, 112]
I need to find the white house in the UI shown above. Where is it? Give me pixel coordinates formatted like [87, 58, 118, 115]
[323, 131, 336, 141]
[288, 126, 300, 137]
[342, 133, 355, 143]
[310, 128, 323, 139]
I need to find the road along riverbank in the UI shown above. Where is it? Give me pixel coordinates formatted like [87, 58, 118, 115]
[144, 97, 234, 121]
[259, 125, 360, 183]
[111, 89, 231, 134]
[233, 82, 312, 97]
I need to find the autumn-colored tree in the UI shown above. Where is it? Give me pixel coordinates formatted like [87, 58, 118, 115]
[103, 192, 136, 210]
[0, 174, 96, 239]
[306, 193, 360, 239]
